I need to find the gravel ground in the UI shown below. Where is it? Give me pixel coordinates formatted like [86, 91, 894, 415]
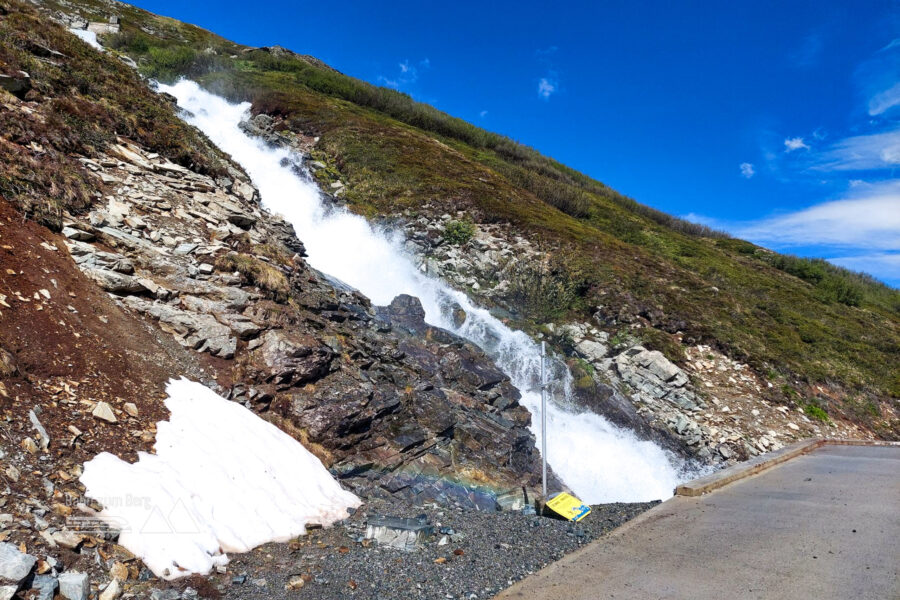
[165, 497, 658, 600]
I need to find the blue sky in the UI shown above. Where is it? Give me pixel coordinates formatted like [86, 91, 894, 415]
[131, 0, 900, 286]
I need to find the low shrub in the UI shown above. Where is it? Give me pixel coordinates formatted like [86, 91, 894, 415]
[443, 219, 476, 245]
[215, 252, 290, 300]
[803, 401, 830, 422]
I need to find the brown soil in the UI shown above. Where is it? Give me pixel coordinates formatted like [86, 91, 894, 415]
[0, 197, 217, 559]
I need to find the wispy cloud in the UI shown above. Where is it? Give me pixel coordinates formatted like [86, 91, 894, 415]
[868, 81, 900, 116]
[784, 137, 810, 152]
[691, 180, 900, 251]
[856, 33, 900, 118]
[479, 110, 488, 118]
[882, 38, 900, 52]
[739, 162, 755, 178]
[378, 58, 431, 90]
[812, 127, 900, 171]
[538, 77, 557, 100]
[738, 184, 900, 250]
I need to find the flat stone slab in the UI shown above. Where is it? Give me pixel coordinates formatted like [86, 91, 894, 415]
[495, 443, 900, 600]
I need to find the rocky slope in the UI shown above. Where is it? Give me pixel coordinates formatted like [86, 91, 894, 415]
[391, 211, 874, 463]
[0, 4, 562, 598]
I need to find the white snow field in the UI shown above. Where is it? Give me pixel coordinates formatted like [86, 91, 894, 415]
[80, 378, 360, 579]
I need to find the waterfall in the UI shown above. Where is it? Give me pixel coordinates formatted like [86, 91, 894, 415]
[159, 79, 688, 503]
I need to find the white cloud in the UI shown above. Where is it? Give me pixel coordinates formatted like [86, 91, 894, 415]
[538, 77, 557, 99]
[739, 162, 755, 178]
[868, 81, 900, 115]
[479, 110, 488, 118]
[813, 128, 900, 171]
[399, 60, 410, 73]
[734, 180, 900, 250]
[784, 137, 810, 152]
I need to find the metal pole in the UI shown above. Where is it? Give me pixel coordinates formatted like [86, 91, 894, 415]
[541, 341, 547, 498]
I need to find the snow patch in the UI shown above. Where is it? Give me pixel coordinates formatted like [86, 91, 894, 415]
[68, 28, 103, 51]
[80, 378, 360, 579]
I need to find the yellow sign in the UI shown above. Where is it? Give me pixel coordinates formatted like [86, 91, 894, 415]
[546, 492, 591, 522]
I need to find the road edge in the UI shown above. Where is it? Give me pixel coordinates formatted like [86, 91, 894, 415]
[675, 437, 900, 497]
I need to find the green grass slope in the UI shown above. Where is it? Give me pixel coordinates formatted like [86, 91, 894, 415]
[20, 0, 900, 436]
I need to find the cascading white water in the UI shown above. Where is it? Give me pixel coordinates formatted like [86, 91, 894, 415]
[160, 79, 687, 503]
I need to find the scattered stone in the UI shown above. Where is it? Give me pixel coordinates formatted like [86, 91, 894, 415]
[92, 401, 118, 423]
[365, 515, 433, 551]
[50, 530, 84, 550]
[99, 578, 121, 600]
[109, 562, 128, 581]
[62, 227, 95, 242]
[3, 466, 18, 483]
[30, 574, 58, 600]
[29, 409, 50, 450]
[575, 338, 609, 363]
[0, 542, 36, 583]
[22, 437, 38, 454]
[83, 268, 147, 295]
[58, 572, 89, 600]
[122, 403, 139, 418]
[123, 216, 146, 230]
[173, 242, 199, 255]
[285, 575, 306, 590]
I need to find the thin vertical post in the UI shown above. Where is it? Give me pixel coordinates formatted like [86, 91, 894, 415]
[541, 341, 547, 498]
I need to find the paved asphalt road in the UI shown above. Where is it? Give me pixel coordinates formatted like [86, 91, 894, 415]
[495, 444, 899, 600]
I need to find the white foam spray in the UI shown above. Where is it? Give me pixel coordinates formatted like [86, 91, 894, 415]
[159, 79, 688, 503]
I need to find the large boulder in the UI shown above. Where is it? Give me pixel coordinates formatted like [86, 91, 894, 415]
[0, 542, 36, 585]
[378, 294, 428, 334]
[575, 338, 608, 363]
[615, 346, 690, 393]
[252, 330, 334, 386]
[83, 267, 147, 295]
[0, 71, 31, 99]
[123, 297, 237, 359]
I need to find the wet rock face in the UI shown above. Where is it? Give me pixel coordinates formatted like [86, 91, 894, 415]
[269, 292, 543, 506]
[252, 330, 335, 386]
[53, 136, 545, 508]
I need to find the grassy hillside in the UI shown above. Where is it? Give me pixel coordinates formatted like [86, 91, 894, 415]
[22, 0, 900, 435]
